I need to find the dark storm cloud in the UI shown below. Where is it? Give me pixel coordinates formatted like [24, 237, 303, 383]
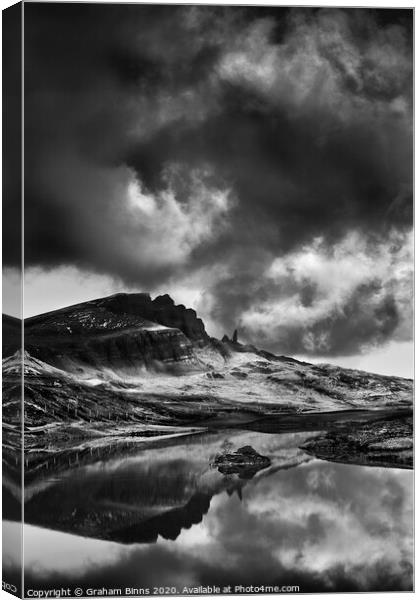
[15, 4, 413, 355]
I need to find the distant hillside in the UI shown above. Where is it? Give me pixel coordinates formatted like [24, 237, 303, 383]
[2, 293, 413, 473]
[26, 292, 208, 340]
[18, 293, 208, 375]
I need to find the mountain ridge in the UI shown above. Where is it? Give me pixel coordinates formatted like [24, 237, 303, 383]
[5, 293, 209, 375]
[5, 291, 412, 379]
[2, 292, 413, 474]
[3, 320, 413, 444]
[25, 292, 209, 341]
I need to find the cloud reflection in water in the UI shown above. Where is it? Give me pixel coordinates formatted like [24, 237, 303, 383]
[21, 458, 412, 593]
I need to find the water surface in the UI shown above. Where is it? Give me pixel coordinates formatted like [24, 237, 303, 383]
[3, 430, 414, 594]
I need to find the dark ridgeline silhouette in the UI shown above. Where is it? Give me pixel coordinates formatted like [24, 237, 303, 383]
[12, 444, 258, 545]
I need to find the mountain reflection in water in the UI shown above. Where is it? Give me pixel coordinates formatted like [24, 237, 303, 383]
[3, 430, 413, 593]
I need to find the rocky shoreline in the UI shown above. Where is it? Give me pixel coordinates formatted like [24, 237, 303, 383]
[300, 413, 413, 469]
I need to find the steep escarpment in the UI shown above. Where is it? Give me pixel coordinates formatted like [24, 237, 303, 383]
[26, 325, 197, 375]
[92, 293, 209, 342]
[22, 295, 202, 375]
[25, 293, 208, 342]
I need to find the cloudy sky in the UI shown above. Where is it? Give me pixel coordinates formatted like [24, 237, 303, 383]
[3, 3, 413, 376]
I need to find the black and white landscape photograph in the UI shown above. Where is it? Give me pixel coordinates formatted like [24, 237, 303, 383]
[2, 2, 413, 595]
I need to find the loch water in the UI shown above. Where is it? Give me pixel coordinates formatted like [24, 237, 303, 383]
[3, 429, 413, 594]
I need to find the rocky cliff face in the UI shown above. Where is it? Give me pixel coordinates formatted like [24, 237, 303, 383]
[22, 294, 203, 375]
[77, 293, 209, 342]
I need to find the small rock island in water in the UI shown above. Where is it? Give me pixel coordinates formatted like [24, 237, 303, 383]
[212, 445, 271, 479]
